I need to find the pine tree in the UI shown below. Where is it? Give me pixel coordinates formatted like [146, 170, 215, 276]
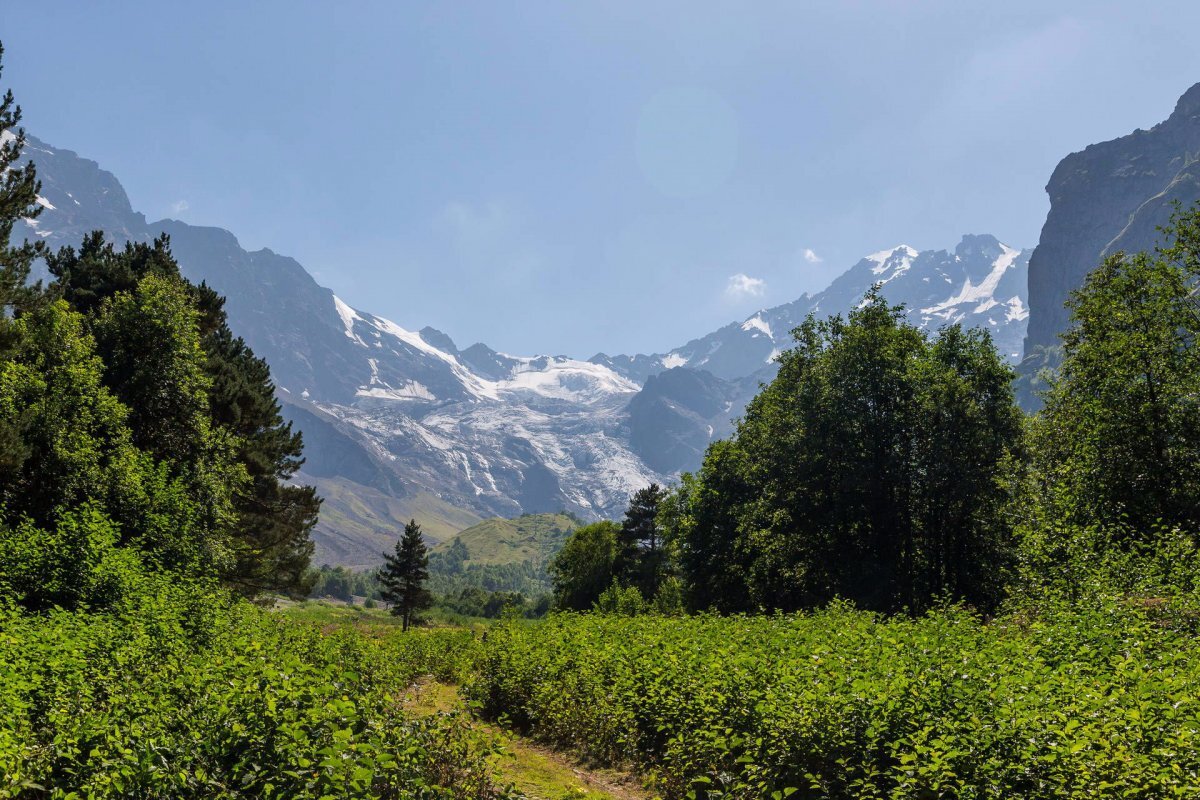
[616, 484, 666, 598]
[0, 43, 43, 326]
[0, 42, 46, 479]
[379, 520, 432, 631]
[45, 236, 320, 597]
[192, 282, 319, 598]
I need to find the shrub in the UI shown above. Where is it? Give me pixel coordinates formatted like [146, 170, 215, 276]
[470, 604, 1200, 799]
[0, 593, 513, 799]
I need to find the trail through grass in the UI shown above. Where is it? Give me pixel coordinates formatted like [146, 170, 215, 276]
[400, 677, 651, 800]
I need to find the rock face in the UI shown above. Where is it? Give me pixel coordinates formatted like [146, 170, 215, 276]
[626, 367, 757, 474]
[15, 131, 1031, 565]
[1021, 83, 1200, 392]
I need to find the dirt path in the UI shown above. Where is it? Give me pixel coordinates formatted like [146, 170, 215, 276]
[400, 678, 653, 800]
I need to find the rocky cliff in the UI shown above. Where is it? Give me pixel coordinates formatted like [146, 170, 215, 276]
[1021, 83, 1200, 403]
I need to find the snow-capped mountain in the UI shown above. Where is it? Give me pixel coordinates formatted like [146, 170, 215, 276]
[308, 297, 657, 522]
[14, 134, 666, 566]
[13, 132, 1029, 567]
[597, 235, 1030, 386]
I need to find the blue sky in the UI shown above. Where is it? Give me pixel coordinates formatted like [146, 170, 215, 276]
[4, 2, 1200, 357]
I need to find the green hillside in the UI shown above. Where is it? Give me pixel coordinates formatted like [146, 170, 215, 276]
[434, 513, 579, 567]
[306, 475, 484, 570]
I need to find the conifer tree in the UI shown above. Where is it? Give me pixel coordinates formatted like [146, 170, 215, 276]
[0, 42, 46, 479]
[380, 519, 432, 631]
[616, 483, 666, 598]
[45, 235, 320, 596]
[0, 43, 43, 326]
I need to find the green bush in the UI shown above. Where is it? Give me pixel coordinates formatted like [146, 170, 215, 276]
[593, 579, 647, 615]
[0, 592, 513, 799]
[469, 603, 1200, 799]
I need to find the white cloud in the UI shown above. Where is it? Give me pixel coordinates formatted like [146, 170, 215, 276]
[170, 200, 189, 214]
[724, 272, 766, 301]
[802, 248, 822, 264]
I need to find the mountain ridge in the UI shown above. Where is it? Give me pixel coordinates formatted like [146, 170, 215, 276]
[1021, 80, 1200, 406]
[15, 130, 1030, 565]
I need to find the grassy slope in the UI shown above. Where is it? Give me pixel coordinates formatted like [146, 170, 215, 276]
[434, 513, 578, 567]
[305, 475, 484, 569]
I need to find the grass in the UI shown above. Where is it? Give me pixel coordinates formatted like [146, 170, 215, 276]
[435, 513, 578, 567]
[284, 598, 650, 799]
[276, 597, 498, 631]
[402, 678, 650, 800]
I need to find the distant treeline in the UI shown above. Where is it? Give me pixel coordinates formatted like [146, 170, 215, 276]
[309, 557, 553, 619]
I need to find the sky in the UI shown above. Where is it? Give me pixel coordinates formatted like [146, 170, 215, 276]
[4, 1, 1200, 358]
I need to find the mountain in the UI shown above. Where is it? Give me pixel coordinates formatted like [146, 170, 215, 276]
[14, 133, 665, 567]
[614, 236, 1030, 473]
[1020, 83, 1200, 405]
[14, 131, 1030, 565]
[598, 235, 1029, 386]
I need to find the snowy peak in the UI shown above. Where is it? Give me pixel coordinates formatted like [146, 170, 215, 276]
[865, 244, 918, 281]
[13, 127, 1032, 565]
[739, 314, 773, 338]
[331, 295, 638, 407]
[920, 241, 1022, 322]
[601, 235, 1030, 383]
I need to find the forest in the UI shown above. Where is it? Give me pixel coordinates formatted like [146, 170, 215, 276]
[4, 45, 1200, 798]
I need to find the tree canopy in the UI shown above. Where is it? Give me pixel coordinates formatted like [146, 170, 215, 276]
[0, 89, 319, 606]
[667, 289, 1024, 614]
[1033, 210, 1200, 538]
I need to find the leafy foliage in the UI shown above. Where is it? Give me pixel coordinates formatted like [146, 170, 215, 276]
[0, 591, 516, 799]
[471, 602, 1200, 800]
[668, 290, 1024, 614]
[1032, 206, 1200, 537]
[44, 233, 320, 596]
[0, 58, 318, 600]
[548, 521, 619, 611]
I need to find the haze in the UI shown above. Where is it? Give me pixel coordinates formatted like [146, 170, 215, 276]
[5, 0, 1200, 356]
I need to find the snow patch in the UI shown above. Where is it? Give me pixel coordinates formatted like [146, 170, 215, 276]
[660, 353, 688, 369]
[1005, 295, 1028, 322]
[921, 244, 1020, 320]
[357, 382, 436, 402]
[333, 296, 367, 346]
[740, 315, 773, 338]
[21, 217, 51, 238]
[866, 245, 917, 274]
[498, 358, 639, 402]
